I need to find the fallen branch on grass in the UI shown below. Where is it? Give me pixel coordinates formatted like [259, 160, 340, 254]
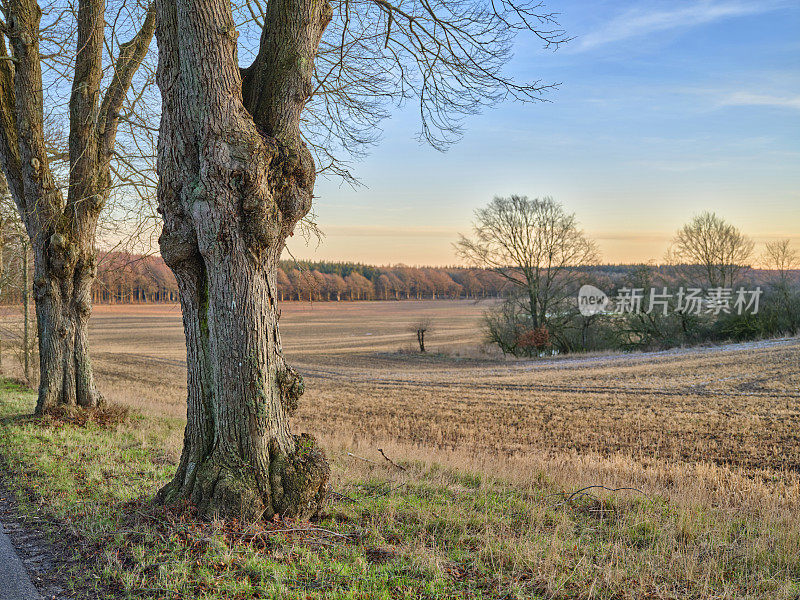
[378, 448, 407, 471]
[257, 527, 353, 540]
[553, 485, 647, 508]
[347, 449, 407, 472]
[329, 490, 358, 503]
[346, 452, 383, 466]
[362, 481, 407, 498]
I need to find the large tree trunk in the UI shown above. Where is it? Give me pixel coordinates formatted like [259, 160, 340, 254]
[154, 0, 331, 521]
[156, 241, 327, 520]
[34, 240, 101, 412]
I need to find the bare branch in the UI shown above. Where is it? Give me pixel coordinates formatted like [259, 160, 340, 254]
[98, 2, 155, 160]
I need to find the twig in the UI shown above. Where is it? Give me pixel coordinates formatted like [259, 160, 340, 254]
[346, 451, 382, 466]
[226, 525, 354, 541]
[363, 481, 407, 498]
[329, 490, 358, 503]
[264, 527, 353, 540]
[554, 485, 647, 508]
[378, 448, 407, 471]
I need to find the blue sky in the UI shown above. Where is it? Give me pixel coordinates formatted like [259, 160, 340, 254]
[287, 0, 800, 266]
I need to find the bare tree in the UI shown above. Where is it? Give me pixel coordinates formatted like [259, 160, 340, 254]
[345, 271, 372, 300]
[762, 239, 799, 285]
[668, 212, 754, 289]
[761, 239, 799, 335]
[0, 0, 155, 413]
[0, 174, 38, 380]
[456, 195, 598, 330]
[409, 318, 431, 353]
[155, 0, 568, 520]
[0, 173, 11, 369]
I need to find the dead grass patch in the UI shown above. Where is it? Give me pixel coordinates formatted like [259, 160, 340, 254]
[39, 402, 131, 428]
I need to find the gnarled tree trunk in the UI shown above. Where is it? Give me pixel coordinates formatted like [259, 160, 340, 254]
[34, 239, 101, 409]
[154, 0, 331, 520]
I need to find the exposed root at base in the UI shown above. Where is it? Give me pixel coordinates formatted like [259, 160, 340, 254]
[156, 433, 329, 523]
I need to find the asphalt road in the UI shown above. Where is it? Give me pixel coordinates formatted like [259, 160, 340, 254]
[0, 520, 41, 600]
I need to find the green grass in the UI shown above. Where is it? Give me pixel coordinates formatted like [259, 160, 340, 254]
[1, 380, 799, 599]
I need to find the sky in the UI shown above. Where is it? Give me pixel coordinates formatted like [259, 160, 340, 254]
[285, 0, 800, 266]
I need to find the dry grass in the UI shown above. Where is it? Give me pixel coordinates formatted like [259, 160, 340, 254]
[46, 301, 797, 475]
[38, 403, 131, 428]
[1, 381, 798, 599]
[1, 301, 799, 598]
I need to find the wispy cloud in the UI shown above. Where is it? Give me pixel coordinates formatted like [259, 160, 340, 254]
[575, 1, 781, 52]
[719, 92, 800, 110]
[633, 159, 728, 172]
[323, 225, 459, 238]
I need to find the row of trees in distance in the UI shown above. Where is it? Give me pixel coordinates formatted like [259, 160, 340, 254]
[0, 249, 513, 304]
[2, 242, 795, 310]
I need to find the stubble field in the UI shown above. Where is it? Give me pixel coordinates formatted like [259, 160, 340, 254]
[3, 300, 800, 599]
[83, 300, 800, 474]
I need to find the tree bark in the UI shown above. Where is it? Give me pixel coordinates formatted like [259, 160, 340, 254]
[155, 0, 331, 521]
[0, 211, 4, 371]
[34, 248, 101, 409]
[22, 240, 29, 381]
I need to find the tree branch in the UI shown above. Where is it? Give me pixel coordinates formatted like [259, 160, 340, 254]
[0, 34, 24, 210]
[98, 2, 156, 161]
[6, 0, 64, 230]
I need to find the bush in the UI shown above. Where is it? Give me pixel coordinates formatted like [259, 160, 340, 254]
[516, 327, 551, 354]
[483, 300, 530, 356]
[483, 278, 800, 357]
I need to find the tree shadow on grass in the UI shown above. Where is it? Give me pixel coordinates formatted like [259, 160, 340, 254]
[0, 413, 37, 426]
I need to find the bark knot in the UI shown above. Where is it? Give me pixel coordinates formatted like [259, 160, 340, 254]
[270, 433, 329, 520]
[277, 365, 304, 415]
[47, 233, 77, 278]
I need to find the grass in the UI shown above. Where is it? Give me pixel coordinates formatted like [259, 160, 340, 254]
[2, 380, 800, 599]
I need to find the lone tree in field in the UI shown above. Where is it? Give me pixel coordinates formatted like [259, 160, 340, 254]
[0, 0, 155, 412]
[762, 239, 799, 286]
[154, 0, 568, 520]
[410, 319, 432, 353]
[457, 196, 598, 330]
[669, 212, 754, 289]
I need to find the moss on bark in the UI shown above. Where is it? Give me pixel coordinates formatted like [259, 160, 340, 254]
[157, 434, 329, 522]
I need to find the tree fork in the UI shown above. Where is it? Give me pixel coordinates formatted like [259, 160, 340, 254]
[0, 0, 154, 415]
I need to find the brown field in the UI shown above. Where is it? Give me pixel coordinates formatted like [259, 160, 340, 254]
[69, 300, 799, 476]
[3, 300, 800, 599]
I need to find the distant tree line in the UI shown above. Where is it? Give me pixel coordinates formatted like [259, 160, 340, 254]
[0, 251, 510, 304]
[4, 247, 793, 313]
[92, 253, 179, 303]
[275, 261, 508, 301]
[1, 254, 517, 304]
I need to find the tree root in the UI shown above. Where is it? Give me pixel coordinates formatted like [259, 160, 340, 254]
[156, 434, 329, 522]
